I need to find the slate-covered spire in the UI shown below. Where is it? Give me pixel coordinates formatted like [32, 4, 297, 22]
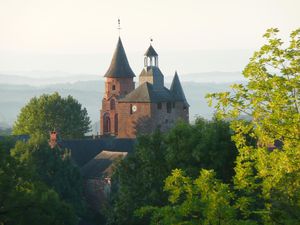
[104, 37, 135, 78]
[144, 45, 158, 57]
[170, 71, 189, 105]
[144, 44, 159, 67]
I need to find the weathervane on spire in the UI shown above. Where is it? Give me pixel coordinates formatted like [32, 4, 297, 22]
[117, 18, 121, 36]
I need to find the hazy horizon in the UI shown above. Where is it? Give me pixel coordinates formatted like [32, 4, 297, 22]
[0, 49, 252, 82]
[1, 0, 299, 82]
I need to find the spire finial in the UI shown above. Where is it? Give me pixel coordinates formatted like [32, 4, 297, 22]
[150, 37, 153, 45]
[117, 18, 121, 36]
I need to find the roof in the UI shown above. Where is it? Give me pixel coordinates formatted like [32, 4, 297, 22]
[58, 137, 135, 167]
[170, 71, 189, 105]
[144, 45, 158, 57]
[139, 66, 163, 77]
[104, 37, 135, 78]
[81, 151, 128, 179]
[119, 82, 174, 103]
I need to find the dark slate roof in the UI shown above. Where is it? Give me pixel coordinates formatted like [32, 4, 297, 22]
[119, 82, 174, 103]
[144, 45, 158, 57]
[139, 66, 163, 77]
[104, 37, 135, 78]
[81, 151, 127, 179]
[170, 71, 189, 105]
[58, 137, 135, 167]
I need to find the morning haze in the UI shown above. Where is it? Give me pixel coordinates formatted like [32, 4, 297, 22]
[0, 0, 299, 126]
[0, 0, 299, 75]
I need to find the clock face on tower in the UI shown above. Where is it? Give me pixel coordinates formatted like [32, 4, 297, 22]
[132, 105, 137, 112]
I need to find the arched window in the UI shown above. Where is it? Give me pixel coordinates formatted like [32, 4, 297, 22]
[110, 99, 116, 110]
[103, 113, 111, 133]
[112, 85, 116, 90]
[114, 114, 118, 135]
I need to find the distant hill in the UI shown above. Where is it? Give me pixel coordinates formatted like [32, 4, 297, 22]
[0, 76, 242, 133]
[0, 73, 101, 86]
[0, 71, 244, 85]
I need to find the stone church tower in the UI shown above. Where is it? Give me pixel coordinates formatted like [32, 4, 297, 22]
[100, 37, 189, 138]
[100, 37, 135, 136]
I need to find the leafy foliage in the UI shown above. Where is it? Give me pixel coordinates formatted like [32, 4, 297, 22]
[206, 28, 300, 224]
[136, 169, 254, 225]
[11, 136, 85, 215]
[165, 118, 237, 183]
[106, 131, 169, 225]
[107, 118, 237, 224]
[0, 137, 78, 225]
[13, 92, 91, 139]
[127, 28, 299, 225]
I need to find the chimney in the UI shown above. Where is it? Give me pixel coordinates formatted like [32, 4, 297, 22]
[49, 131, 57, 149]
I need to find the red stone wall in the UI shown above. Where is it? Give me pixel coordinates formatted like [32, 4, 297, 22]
[116, 101, 189, 138]
[151, 102, 189, 133]
[117, 102, 152, 138]
[100, 77, 135, 136]
[104, 77, 135, 98]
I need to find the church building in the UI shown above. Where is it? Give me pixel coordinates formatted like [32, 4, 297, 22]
[100, 37, 189, 138]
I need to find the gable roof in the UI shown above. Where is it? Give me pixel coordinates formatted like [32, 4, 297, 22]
[118, 82, 174, 103]
[58, 137, 135, 167]
[144, 45, 158, 57]
[104, 37, 135, 78]
[81, 151, 127, 179]
[170, 71, 189, 105]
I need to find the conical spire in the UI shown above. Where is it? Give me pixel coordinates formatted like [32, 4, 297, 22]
[104, 37, 135, 78]
[144, 45, 158, 57]
[170, 71, 189, 105]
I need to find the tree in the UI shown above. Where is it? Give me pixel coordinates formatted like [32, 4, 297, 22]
[136, 169, 252, 225]
[165, 118, 237, 183]
[13, 92, 91, 139]
[106, 130, 169, 225]
[0, 137, 78, 225]
[206, 28, 300, 223]
[11, 135, 85, 215]
[107, 118, 237, 224]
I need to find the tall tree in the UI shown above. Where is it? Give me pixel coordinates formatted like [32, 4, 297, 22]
[13, 92, 91, 139]
[107, 118, 237, 224]
[165, 118, 237, 183]
[206, 28, 300, 223]
[11, 135, 85, 215]
[107, 131, 169, 225]
[136, 169, 251, 225]
[0, 137, 78, 225]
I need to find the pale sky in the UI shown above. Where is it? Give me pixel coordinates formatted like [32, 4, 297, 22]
[0, 0, 299, 75]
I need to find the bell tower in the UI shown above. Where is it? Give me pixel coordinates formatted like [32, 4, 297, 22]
[100, 25, 135, 136]
[144, 41, 158, 67]
[139, 41, 164, 89]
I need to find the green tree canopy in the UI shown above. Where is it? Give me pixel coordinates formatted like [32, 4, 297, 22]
[107, 118, 237, 225]
[0, 137, 78, 225]
[13, 92, 91, 139]
[11, 135, 85, 215]
[136, 169, 254, 225]
[206, 28, 300, 223]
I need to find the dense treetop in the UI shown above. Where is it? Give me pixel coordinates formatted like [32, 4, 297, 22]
[108, 28, 300, 225]
[0, 137, 81, 225]
[106, 118, 237, 225]
[13, 92, 91, 139]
